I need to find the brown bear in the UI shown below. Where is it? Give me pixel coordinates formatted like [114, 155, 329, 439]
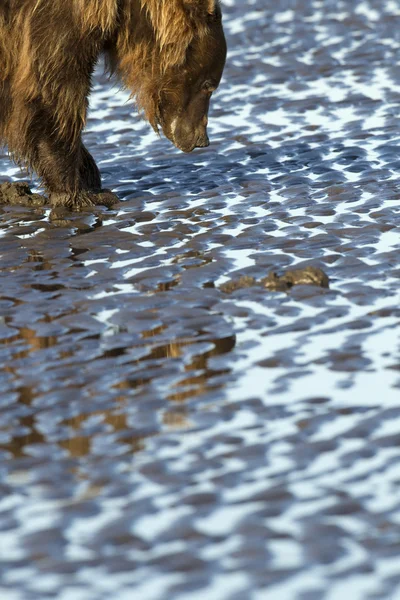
[0, 0, 226, 208]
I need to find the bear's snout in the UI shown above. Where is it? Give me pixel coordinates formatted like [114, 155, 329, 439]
[195, 132, 210, 148]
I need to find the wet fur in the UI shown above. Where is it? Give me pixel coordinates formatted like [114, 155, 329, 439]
[0, 0, 221, 206]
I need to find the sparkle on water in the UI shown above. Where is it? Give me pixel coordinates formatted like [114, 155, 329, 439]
[1, 1, 400, 599]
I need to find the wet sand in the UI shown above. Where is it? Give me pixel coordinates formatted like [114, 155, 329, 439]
[1, 1, 400, 598]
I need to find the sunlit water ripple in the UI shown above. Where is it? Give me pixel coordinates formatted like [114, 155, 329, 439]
[1, 0, 400, 598]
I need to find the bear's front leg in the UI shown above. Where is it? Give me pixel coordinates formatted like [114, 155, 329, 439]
[36, 136, 118, 210]
[79, 143, 119, 209]
[80, 143, 102, 192]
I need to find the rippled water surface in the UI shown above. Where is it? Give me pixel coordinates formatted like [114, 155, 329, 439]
[1, 1, 400, 598]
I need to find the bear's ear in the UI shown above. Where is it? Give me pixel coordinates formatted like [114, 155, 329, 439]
[144, 0, 219, 70]
[207, 0, 218, 14]
[183, 0, 218, 15]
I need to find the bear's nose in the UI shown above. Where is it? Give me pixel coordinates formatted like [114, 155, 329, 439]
[196, 133, 210, 148]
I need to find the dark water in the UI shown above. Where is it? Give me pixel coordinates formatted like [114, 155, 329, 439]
[1, 1, 400, 598]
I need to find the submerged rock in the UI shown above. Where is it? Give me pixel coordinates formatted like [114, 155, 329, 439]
[0, 181, 46, 206]
[219, 266, 329, 293]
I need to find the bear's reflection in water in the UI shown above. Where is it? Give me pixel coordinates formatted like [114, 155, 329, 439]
[2, 324, 236, 460]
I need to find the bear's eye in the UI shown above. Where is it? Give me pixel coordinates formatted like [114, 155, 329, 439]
[202, 81, 216, 93]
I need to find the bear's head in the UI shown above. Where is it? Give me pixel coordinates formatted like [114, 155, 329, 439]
[155, 4, 226, 153]
[115, 0, 226, 154]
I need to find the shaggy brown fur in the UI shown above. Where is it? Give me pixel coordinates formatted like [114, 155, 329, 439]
[0, 0, 226, 208]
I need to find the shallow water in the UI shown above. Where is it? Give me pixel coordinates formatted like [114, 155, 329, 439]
[1, 0, 400, 598]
